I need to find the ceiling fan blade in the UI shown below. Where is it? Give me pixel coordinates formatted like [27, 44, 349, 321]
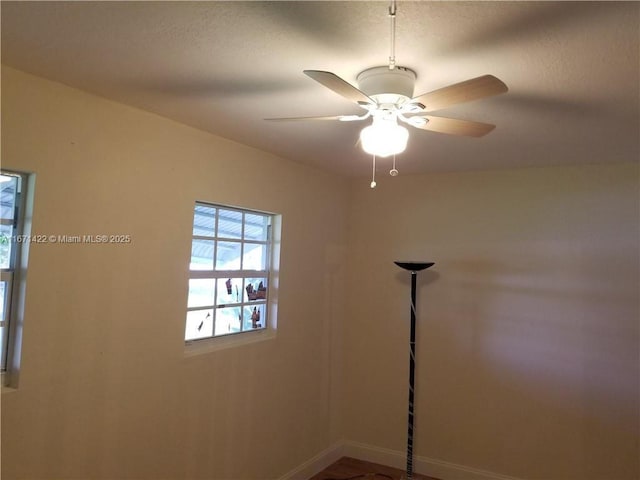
[411, 75, 508, 111]
[265, 113, 369, 122]
[265, 115, 344, 121]
[303, 70, 374, 106]
[416, 115, 496, 137]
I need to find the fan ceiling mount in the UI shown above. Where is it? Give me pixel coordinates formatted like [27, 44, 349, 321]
[356, 66, 417, 107]
[266, 0, 508, 183]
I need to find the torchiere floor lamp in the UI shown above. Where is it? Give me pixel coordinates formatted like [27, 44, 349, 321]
[394, 261, 435, 480]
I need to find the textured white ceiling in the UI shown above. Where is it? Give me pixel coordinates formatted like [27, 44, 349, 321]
[1, 1, 638, 177]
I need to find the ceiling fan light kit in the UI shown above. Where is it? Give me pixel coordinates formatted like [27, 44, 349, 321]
[358, 66, 416, 161]
[265, 0, 508, 187]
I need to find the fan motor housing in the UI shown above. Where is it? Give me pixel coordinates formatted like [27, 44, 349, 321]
[357, 66, 416, 105]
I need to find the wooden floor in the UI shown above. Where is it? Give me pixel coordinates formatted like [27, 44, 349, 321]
[309, 457, 439, 480]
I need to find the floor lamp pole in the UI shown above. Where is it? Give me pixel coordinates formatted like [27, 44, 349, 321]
[394, 261, 435, 480]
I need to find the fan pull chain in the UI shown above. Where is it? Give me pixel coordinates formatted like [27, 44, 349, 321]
[390, 154, 399, 176]
[388, 0, 397, 70]
[370, 155, 377, 188]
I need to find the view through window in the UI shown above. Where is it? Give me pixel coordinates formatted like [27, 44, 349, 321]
[186, 203, 273, 342]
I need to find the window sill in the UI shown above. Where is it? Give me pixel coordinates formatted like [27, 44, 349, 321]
[184, 328, 276, 357]
[2, 385, 18, 395]
[1, 372, 18, 393]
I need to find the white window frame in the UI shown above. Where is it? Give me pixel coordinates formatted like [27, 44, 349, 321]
[185, 202, 278, 353]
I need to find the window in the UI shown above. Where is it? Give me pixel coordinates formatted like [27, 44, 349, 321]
[1, 170, 29, 376]
[185, 203, 273, 342]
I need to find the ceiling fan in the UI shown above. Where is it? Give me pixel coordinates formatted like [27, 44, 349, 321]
[266, 1, 508, 183]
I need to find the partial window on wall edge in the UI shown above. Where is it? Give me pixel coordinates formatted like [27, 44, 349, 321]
[1, 169, 33, 389]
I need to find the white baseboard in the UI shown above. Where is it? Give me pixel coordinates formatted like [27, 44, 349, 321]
[278, 440, 523, 480]
[342, 441, 523, 480]
[277, 442, 345, 480]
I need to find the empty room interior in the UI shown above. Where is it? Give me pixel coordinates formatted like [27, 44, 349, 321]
[0, 2, 638, 480]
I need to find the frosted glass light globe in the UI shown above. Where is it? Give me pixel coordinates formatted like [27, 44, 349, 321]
[360, 117, 409, 158]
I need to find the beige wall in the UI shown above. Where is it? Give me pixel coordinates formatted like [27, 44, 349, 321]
[1, 66, 348, 479]
[345, 165, 639, 479]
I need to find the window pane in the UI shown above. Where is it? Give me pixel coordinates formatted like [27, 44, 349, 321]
[0, 280, 6, 321]
[190, 239, 214, 270]
[185, 309, 213, 340]
[244, 277, 267, 302]
[215, 306, 242, 336]
[188, 279, 215, 308]
[0, 280, 6, 370]
[216, 278, 242, 305]
[244, 213, 268, 241]
[0, 175, 17, 269]
[243, 304, 266, 331]
[193, 204, 216, 237]
[0, 224, 13, 270]
[243, 243, 266, 271]
[216, 241, 241, 270]
[0, 325, 4, 370]
[217, 209, 242, 239]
